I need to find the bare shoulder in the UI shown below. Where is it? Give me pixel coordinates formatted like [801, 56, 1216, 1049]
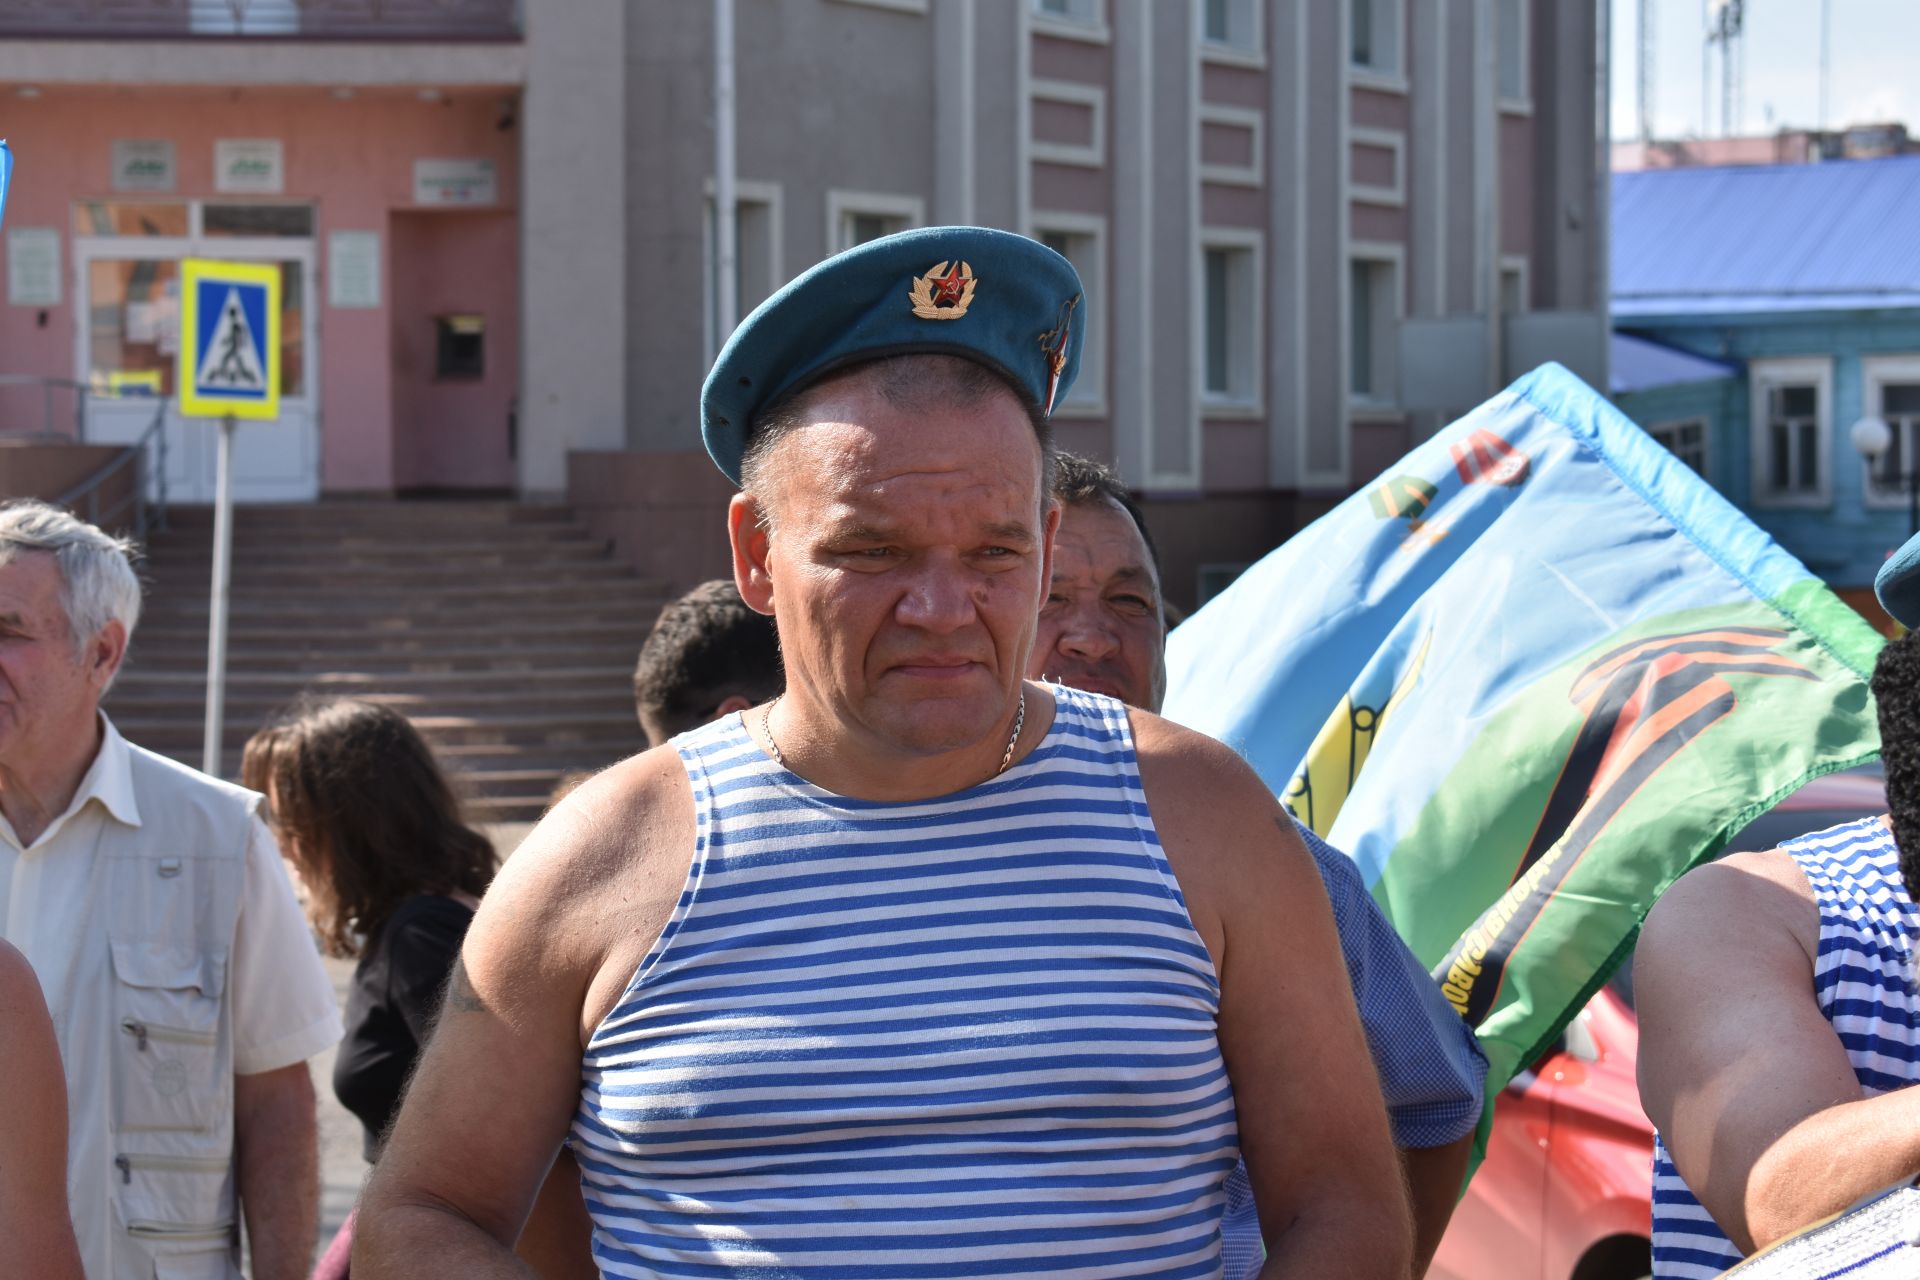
[464, 744, 698, 1038]
[1126, 709, 1315, 954]
[1640, 848, 1817, 973]
[0, 940, 49, 1023]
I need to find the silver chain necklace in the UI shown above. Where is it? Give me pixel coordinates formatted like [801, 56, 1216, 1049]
[759, 688, 1028, 778]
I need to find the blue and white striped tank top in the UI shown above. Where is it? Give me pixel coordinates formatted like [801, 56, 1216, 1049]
[1651, 816, 1920, 1278]
[572, 684, 1240, 1279]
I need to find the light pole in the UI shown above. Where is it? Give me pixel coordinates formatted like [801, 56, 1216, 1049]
[1850, 415, 1916, 537]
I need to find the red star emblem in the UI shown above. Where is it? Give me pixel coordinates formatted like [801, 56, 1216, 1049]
[930, 261, 969, 308]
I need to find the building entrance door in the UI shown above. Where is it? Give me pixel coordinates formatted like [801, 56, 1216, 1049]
[72, 201, 320, 503]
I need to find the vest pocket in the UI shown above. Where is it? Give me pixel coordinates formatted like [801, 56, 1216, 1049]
[110, 941, 228, 1134]
[112, 1151, 236, 1276]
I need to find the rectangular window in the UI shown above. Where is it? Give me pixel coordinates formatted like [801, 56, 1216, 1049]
[1203, 0, 1257, 52]
[72, 202, 190, 238]
[1351, 0, 1400, 76]
[1036, 224, 1104, 410]
[826, 191, 924, 256]
[202, 203, 315, 239]
[1862, 357, 1920, 509]
[1649, 418, 1708, 478]
[1497, 0, 1528, 104]
[1202, 243, 1256, 406]
[1500, 260, 1528, 316]
[1349, 252, 1401, 407]
[1033, 0, 1097, 22]
[1749, 358, 1830, 507]
[705, 184, 781, 358]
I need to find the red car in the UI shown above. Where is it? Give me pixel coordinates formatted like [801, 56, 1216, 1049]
[1428, 766, 1887, 1280]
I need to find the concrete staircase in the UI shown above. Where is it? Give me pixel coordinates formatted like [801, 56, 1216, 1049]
[106, 502, 663, 823]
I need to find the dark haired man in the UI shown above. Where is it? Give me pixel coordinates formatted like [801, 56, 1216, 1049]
[632, 579, 782, 748]
[1635, 543, 1920, 1277]
[358, 228, 1411, 1277]
[1033, 452, 1488, 1277]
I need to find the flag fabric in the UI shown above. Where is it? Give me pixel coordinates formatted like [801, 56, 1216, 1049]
[0, 140, 12, 232]
[1162, 362, 1883, 1117]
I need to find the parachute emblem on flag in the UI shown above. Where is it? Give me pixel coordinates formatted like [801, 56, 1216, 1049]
[1451, 429, 1530, 487]
[1369, 475, 1438, 521]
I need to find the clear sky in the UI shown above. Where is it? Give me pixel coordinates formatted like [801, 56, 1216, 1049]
[1610, 0, 1920, 141]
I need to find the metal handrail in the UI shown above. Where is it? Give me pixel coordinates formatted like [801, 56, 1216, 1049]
[0, 373, 90, 441]
[51, 398, 170, 540]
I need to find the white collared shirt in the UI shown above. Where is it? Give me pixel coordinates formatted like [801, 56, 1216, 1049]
[0, 715, 342, 1280]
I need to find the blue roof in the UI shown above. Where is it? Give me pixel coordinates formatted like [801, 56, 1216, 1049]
[1612, 154, 1920, 318]
[1609, 332, 1737, 394]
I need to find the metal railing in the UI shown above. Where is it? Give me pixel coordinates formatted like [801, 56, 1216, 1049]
[0, 0, 521, 40]
[0, 373, 89, 442]
[51, 398, 170, 542]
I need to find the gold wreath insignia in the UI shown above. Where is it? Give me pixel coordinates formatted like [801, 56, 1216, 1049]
[908, 260, 977, 320]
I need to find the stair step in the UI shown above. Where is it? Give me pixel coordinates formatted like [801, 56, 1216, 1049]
[159, 502, 577, 527]
[118, 709, 645, 750]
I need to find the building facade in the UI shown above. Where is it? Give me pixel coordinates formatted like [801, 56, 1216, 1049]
[0, 1, 1608, 609]
[1610, 154, 1920, 617]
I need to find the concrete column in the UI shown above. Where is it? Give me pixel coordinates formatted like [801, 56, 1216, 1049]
[518, 0, 627, 497]
[1265, 0, 1304, 488]
[1110, 0, 1152, 485]
[933, 0, 976, 226]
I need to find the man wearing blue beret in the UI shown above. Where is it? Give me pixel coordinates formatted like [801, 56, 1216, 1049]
[1635, 538, 1920, 1277]
[357, 227, 1412, 1278]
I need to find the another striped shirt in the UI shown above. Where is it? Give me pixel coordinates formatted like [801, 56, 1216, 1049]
[1651, 817, 1920, 1278]
[573, 684, 1240, 1278]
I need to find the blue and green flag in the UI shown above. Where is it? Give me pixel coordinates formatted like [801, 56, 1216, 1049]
[0, 140, 12, 231]
[1162, 362, 1882, 1115]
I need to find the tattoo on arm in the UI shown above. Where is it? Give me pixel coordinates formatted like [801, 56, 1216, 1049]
[446, 958, 486, 1015]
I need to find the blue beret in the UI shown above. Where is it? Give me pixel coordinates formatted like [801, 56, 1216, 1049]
[700, 225, 1085, 484]
[1876, 529, 1920, 629]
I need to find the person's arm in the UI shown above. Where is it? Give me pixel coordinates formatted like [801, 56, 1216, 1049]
[1404, 1137, 1473, 1276]
[1135, 716, 1413, 1279]
[233, 1062, 319, 1280]
[354, 754, 691, 1278]
[0, 942, 84, 1280]
[227, 817, 343, 1279]
[1636, 848, 1920, 1253]
[1296, 822, 1486, 1275]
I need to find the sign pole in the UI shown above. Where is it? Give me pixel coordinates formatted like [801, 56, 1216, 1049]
[202, 414, 235, 777]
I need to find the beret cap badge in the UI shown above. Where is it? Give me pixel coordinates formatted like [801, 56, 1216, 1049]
[909, 260, 977, 320]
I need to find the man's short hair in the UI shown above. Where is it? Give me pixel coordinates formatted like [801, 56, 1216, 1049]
[0, 499, 142, 680]
[1873, 628, 1920, 901]
[739, 353, 1057, 526]
[1051, 452, 1160, 574]
[634, 580, 783, 740]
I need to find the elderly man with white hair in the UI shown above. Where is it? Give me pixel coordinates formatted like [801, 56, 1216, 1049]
[0, 499, 341, 1280]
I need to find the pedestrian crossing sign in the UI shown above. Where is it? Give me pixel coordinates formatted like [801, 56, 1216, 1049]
[178, 258, 280, 420]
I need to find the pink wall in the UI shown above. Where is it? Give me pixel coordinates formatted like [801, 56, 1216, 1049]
[389, 210, 518, 490]
[0, 85, 518, 492]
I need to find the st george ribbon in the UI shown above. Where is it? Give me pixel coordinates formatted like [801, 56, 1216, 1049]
[1163, 362, 1883, 1147]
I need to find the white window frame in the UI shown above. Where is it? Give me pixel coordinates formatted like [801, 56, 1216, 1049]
[702, 178, 785, 366]
[1348, 241, 1405, 418]
[1349, 0, 1408, 93]
[1031, 214, 1107, 417]
[1197, 228, 1264, 417]
[1030, 79, 1106, 169]
[1198, 0, 1265, 67]
[1030, 0, 1109, 42]
[1198, 105, 1264, 188]
[1748, 356, 1833, 510]
[1497, 0, 1533, 114]
[824, 190, 925, 256]
[1349, 127, 1406, 207]
[1861, 354, 1920, 510]
[828, 0, 928, 11]
[1648, 416, 1710, 480]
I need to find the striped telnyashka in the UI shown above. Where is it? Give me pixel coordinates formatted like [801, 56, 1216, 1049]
[572, 684, 1240, 1279]
[1651, 816, 1920, 1278]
